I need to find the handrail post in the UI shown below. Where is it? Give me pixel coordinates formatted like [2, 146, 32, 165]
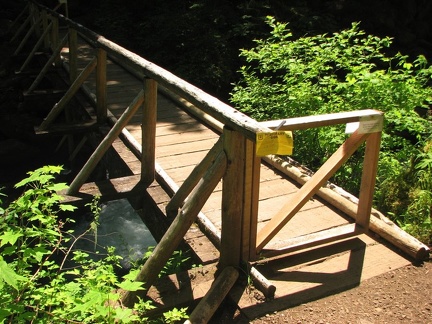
[244, 139, 261, 261]
[219, 127, 260, 268]
[356, 131, 382, 229]
[96, 48, 107, 123]
[141, 78, 158, 186]
[68, 28, 78, 82]
[50, 16, 61, 67]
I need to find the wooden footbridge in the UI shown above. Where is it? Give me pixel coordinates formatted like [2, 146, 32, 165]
[9, 1, 429, 322]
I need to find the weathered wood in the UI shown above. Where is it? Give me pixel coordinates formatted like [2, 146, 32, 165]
[186, 266, 239, 324]
[67, 90, 144, 194]
[50, 16, 61, 67]
[260, 223, 361, 258]
[256, 131, 369, 252]
[27, 34, 68, 93]
[121, 151, 227, 307]
[39, 56, 97, 130]
[141, 78, 158, 186]
[166, 137, 223, 217]
[260, 109, 383, 131]
[263, 155, 430, 260]
[356, 131, 381, 229]
[219, 128, 246, 269]
[17, 21, 52, 73]
[68, 28, 78, 82]
[61, 174, 141, 205]
[35, 120, 98, 135]
[13, 14, 39, 55]
[250, 266, 276, 299]
[243, 139, 261, 261]
[96, 48, 107, 122]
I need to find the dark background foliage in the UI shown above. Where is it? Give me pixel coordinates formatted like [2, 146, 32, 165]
[60, 0, 432, 101]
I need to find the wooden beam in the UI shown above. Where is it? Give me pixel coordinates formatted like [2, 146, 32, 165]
[219, 128, 245, 269]
[121, 151, 227, 307]
[141, 78, 158, 186]
[260, 109, 383, 131]
[38, 56, 97, 130]
[67, 90, 144, 194]
[356, 131, 382, 229]
[96, 48, 107, 123]
[260, 223, 361, 259]
[166, 137, 223, 217]
[256, 131, 369, 252]
[68, 28, 78, 82]
[27, 34, 68, 93]
[186, 266, 239, 324]
[243, 139, 261, 261]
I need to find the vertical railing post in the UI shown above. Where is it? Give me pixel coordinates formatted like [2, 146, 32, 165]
[141, 78, 158, 186]
[356, 131, 382, 229]
[68, 28, 78, 82]
[219, 127, 258, 269]
[244, 139, 261, 261]
[96, 48, 107, 123]
[50, 16, 61, 67]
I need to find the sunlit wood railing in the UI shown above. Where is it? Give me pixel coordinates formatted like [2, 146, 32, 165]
[15, 0, 389, 315]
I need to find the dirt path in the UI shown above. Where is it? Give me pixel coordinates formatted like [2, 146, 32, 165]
[246, 261, 432, 323]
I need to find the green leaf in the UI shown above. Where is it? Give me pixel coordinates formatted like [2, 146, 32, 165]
[117, 280, 145, 292]
[59, 204, 77, 212]
[0, 230, 23, 247]
[0, 257, 24, 290]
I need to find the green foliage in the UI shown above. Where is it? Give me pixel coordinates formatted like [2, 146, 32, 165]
[231, 18, 432, 244]
[0, 166, 190, 322]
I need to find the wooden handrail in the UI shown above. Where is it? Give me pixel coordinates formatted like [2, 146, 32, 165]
[29, 0, 270, 141]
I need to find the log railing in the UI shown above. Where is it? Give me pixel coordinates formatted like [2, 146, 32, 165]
[15, 0, 420, 316]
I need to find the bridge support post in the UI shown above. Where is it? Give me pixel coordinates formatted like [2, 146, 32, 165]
[96, 48, 107, 123]
[141, 78, 158, 186]
[219, 127, 260, 269]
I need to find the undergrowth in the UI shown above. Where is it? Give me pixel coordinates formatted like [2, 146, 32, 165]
[0, 166, 189, 323]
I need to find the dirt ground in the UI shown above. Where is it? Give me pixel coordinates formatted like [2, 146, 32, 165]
[246, 260, 432, 323]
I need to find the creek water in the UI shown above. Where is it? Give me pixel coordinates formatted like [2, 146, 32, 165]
[71, 198, 157, 270]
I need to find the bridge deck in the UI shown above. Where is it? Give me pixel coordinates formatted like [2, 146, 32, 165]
[59, 35, 410, 318]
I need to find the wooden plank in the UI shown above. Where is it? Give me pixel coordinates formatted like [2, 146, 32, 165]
[155, 129, 217, 146]
[166, 138, 223, 216]
[156, 137, 217, 158]
[256, 131, 368, 252]
[61, 174, 141, 205]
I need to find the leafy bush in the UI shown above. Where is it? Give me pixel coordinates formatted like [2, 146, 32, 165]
[230, 18, 432, 244]
[0, 166, 189, 322]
